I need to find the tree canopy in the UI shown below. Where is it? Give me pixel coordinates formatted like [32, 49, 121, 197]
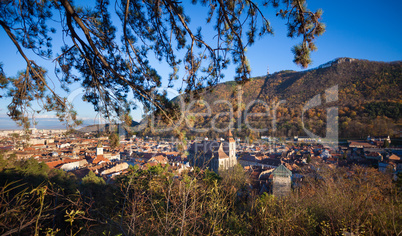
[0, 0, 325, 130]
[109, 132, 120, 149]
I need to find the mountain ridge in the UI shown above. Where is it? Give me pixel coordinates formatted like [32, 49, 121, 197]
[156, 58, 402, 139]
[79, 58, 401, 139]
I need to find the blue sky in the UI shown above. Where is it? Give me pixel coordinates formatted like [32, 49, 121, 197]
[0, 0, 401, 130]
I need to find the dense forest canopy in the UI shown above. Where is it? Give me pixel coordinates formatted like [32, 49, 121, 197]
[0, 0, 324, 131]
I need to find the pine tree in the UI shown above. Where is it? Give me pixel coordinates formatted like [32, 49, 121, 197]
[82, 171, 105, 185]
[0, 0, 325, 129]
[109, 133, 120, 149]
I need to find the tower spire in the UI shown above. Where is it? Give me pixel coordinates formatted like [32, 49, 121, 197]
[228, 129, 233, 138]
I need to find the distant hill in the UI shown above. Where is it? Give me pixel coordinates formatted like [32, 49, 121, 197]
[194, 58, 401, 107]
[78, 121, 140, 133]
[145, 58, 401, 139]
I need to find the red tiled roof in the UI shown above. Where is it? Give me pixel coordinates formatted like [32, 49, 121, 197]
[389, 154, 400, 161]
[46, 160, 64, 169]
[348, 141, 375, 148]
[92, 155, 111, 165]
[148, 155, 168, 164]
[45, 158, 78, 169]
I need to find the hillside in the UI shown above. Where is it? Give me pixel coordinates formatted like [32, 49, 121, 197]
[79, 121, 140, 133]
[145, 58, 402, 139]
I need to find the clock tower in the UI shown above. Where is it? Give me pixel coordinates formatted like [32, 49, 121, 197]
[228, 130, 236, 166]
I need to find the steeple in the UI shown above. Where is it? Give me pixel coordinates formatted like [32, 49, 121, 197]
[228, 129, 233, 138]
[228, 128, 236, 166]
[228, 129, 235, 143]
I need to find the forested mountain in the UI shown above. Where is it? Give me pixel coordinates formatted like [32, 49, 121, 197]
[147, 58, 402, 139]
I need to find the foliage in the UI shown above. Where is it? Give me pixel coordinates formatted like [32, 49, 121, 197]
[0, 158, 85, 235]
[108, 132, 120, 149]
[19, 158, 50, 178]
[364, 102, 402, 119]
[0, 0, 324, 131]
[384, 139, 390, 148]
[1, 157, 401, 235]
[82, 171, 106, 186]
[148, 59, 402, 139]
[0, 182, 53, 235]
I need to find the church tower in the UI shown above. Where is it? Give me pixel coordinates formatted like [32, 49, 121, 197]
[96, 142, 104, 156]
[228, 130, 236, 167]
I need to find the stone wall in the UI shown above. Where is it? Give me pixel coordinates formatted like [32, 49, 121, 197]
[272, 176, 291, 197]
